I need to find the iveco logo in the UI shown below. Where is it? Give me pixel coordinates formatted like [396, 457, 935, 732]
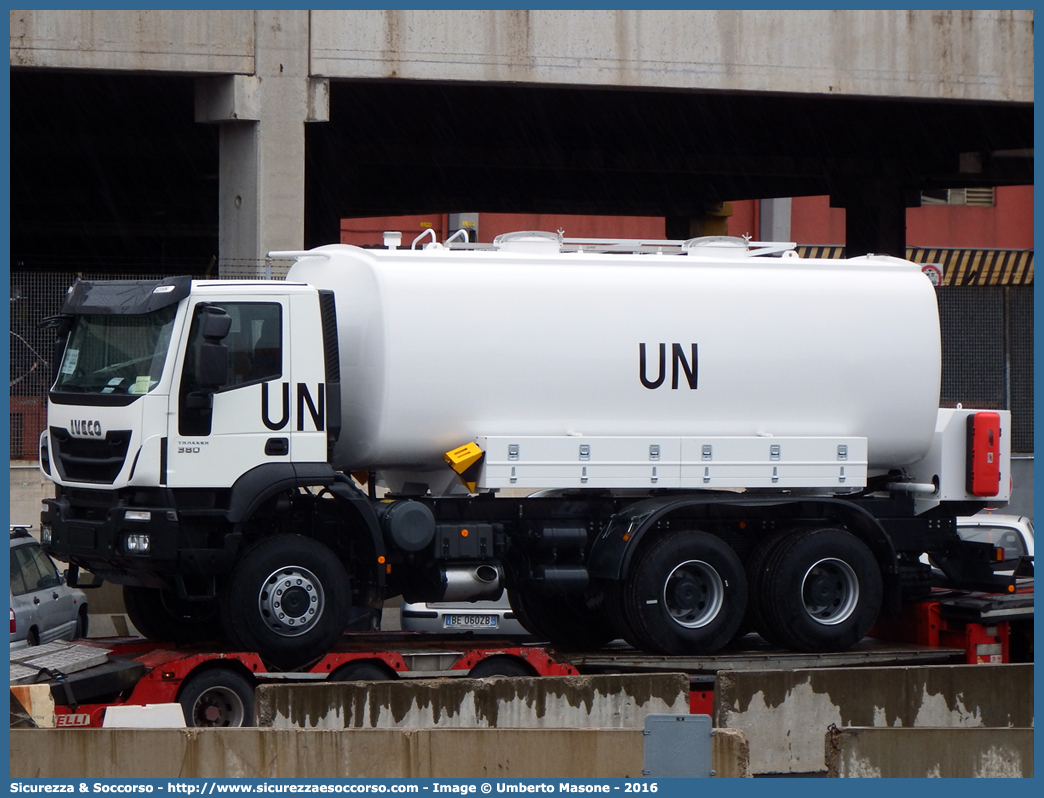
[70, 419, 103, 437]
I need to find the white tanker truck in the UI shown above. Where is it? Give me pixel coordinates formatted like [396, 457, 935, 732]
[39, 231, 1013, 668]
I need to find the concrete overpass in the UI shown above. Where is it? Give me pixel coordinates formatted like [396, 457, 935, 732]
[10, 9, 1034, 273]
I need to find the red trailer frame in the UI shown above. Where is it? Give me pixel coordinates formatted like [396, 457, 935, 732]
[47, 637, 578, 728]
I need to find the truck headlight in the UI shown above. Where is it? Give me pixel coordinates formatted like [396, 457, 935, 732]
[125, 534, 151, 554]
[40, 525, 52, 545]
[124, 509, 152, 522]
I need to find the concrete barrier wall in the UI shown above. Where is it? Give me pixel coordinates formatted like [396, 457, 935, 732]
[716, 663, 1033, 776]
[257, 674, 690, 729]
[825, 727, 1034, 777]
[10, 727, 751, 778]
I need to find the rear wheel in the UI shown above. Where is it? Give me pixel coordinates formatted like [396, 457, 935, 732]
[178, 669, 255, 728]
[123, 586, 223, 644]
[616, 530, 747, 655]
[220, 535, 351, 670]
[755, 528, 882, 652]
[743, 531, 793, 648]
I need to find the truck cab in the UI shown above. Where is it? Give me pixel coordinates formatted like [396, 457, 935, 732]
[40, 277, 335, 605]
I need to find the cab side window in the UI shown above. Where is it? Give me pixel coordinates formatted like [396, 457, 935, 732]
[179, 302, 282, 436]
[224, 304, 282, 387]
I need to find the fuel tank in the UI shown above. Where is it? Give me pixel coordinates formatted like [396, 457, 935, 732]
[285, 237, 941, 475]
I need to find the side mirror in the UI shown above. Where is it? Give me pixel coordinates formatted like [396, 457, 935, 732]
[192, 305, 231, 390]
[200, 307, 232, 341]
[196, 342, 229, 389]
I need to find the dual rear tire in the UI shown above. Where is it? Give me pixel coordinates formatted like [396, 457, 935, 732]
[612, 530, 748, 655]
[611, 527, 882, 656]
[747, 528, 882, 652]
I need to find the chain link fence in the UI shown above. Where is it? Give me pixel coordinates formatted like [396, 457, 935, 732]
[9, 268, 278, 460]
[936, 286, 1034, 453]
[10, 272, 1035, 458]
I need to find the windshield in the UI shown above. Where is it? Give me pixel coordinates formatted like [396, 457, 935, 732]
[53, 305, 178, 396]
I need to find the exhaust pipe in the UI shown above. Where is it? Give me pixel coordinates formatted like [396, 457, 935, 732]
[438, 563, 503, 602]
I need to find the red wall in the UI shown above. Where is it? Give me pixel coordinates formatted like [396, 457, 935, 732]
[479, 213, 665, 241]
[343, 186, 1032, 250]
[341, 213, 666, 246]
[728, 186, 1033, 248]
[906, 185, 1034, 249]
[341, 214, 451, 247]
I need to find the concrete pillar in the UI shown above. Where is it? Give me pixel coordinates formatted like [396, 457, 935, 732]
[759, 197, 791, 242]
[195, 11, 329, 277]
[833, 177, 907, 258]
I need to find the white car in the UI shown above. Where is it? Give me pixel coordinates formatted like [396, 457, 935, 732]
[955, 514, 1034, 572]
[10, 527, 89, 649]
[400, 593, 530, 637]
[920, 514, 1034, 579]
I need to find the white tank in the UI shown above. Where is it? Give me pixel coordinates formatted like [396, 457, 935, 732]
[285, 238, 941, 474]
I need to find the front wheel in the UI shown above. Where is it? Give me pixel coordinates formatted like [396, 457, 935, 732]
[220, 535, 351, 670]
[123, 586, 223, 644]
[616, 530, 747, 655]
[754, 528, 882, 652]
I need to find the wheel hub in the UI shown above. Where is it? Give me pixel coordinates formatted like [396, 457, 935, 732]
[192, 686, 244, 727]
[801, 557, 859, 626]
[663, 559, 724, 629]
[258, 566, 325, 637]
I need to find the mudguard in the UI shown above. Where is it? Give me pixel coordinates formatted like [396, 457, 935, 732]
[227, 463, 385, 587]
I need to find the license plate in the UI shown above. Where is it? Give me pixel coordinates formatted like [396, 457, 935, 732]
[444, 614, 498, 629]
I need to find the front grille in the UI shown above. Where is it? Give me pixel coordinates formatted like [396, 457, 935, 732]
[50, 427, 131, 484]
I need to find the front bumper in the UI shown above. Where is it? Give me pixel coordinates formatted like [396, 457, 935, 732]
[40, 492, 226, 585]
[42, 493, 180, 580]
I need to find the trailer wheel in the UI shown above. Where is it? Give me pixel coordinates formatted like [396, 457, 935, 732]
[617, 530, 747, 655]
[328, 660, 396, 681]
[221, 535, 351, 670]
[756, 528, 882, 652]
[468, 656, 536, 678]
[508, 588, 618, 650]
[178, 669, 255, 728]
[123, 586, 223, 644]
